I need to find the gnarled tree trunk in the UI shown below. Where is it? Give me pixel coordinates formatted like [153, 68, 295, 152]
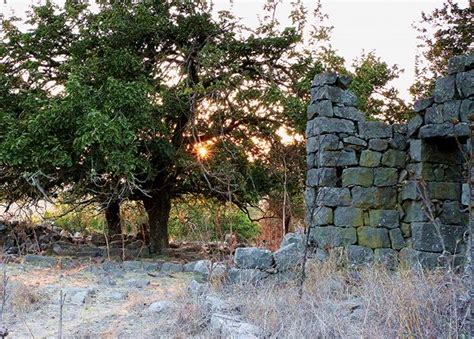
[105, 200, 122, 236]
[143, 193, 171, 255]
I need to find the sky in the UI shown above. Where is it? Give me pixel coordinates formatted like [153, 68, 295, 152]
[0, 0, 470, 101]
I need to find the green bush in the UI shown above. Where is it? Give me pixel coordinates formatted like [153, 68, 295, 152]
[169, 196, 260, 242]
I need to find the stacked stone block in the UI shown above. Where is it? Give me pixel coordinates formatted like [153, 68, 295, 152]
[305, 54, 473, 268]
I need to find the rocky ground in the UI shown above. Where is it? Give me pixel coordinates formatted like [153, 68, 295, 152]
[0, 258, 195, 337]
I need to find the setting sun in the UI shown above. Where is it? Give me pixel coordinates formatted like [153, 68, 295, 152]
[196, 145, 210, 159]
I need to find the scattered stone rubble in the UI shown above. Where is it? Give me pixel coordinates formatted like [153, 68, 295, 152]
[305, 53, 472, 268]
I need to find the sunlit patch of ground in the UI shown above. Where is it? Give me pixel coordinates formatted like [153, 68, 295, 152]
[0, 260, 192, 337]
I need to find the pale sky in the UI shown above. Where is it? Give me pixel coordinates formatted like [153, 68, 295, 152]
[1, 0, 470, 101]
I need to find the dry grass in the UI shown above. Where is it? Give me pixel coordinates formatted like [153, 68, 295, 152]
[220, 255, 470, 338]
[162, 252, 470, 338]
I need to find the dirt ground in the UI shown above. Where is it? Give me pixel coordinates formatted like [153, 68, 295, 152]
[0, 259, 193, 338]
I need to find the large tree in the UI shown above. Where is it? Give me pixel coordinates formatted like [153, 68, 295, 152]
[0, 0, 333, 253]
[1, 0, 410, 253]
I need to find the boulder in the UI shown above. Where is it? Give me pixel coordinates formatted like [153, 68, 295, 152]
[347, 245, 373, 265]
[161, 262, 183, 273]
[210, 313, 263, 339]
[273, 243, 303, 272]
[147, 300, 175, 314]
[234, 247, 274, 270]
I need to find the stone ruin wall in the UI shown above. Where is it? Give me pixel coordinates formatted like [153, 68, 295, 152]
[305, 54, 473, 268]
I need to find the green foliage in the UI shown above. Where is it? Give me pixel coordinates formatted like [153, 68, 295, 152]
[169, 196, 260, 242]
[0, 0, 410, 250]
[349, 51, 410, 122]
[45, 206, 106, 234]
[410, 1, 473, 100]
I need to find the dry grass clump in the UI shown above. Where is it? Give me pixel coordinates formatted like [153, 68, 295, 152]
[210, 253, 470, 338]
[1, 281, 42, 314]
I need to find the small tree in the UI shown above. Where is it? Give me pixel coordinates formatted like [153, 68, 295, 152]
[410, 0, 473, 100]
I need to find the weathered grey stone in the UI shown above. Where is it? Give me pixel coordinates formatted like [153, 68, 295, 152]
[439, 201, 467, 225]
[425, 105, 444, 124]
[402, 201, 429, 222]
[122, 261, 143, 271]
[24, 255, 57, 267]
[317, 149, 358, 167]
[389, 228, 406, 250]
[465, 53, 474, 69]
[447, 55, 467, 74]
[399, 248, 421, 268]
[126, 278, 150, 288]
[183, 261, 197, 272]
[414, 97, 434, 112]
[409, 139, 425, 162]
[347, 245, 373, 265]
[333, 106, 365, 121]
[204, 296, 233, 312]
[373, 168, 398, 187]
[192, 260, 212, 275]
[433, 75, 456, 103]
[342, 167, 373, 187]
[307, 135, 341, 153]
[359, 121, 392, 139]
[374, 248, 398, 269]
[310, 226, 357, 247]
[337, 75, 352, 88]
[67, 287, 95, 305]
[401, 223, 411, 238]
[307, 152, 315, 168]
[210, 313, 263, 338]
[412, 222, 466, 253]
[343, 136, 367, 147]
[461, 183, 470, 206]
[234, 247, 274, 269]
[311, 117, 355, 135]
[312, 73, 338, 87]
[390, 133, 408, 151]
[369, 210, 399, 229]
[280, 232, 304, 250]
[454, 122, 470, 137]
[314, 86, 358, 106]
[456, 70, 474, 98]
[161, 262, 183, 273]
[442, 100, 461, 122]
[419, 122, 468, 139]
[357, 227, 390, 249]
[306, 168, 338, 187]
[381, 149, 406, 168]
[368, 139, 388, 151]
[227, 268, 270, 285]
[401, 181, 419, 201]
[147, 300, 175, 314]
[359, 150, 382, 167]
[427, 182, 460, 200]
[187, 279, 209, 297]
[143, 262, 160, 272]
[305, 187, 316, 208]
[280, 232, 304, 249]
[407, 114, 424, 137]
[460, 99, 473, 122]
[352, 186, 397, 209]
[307, 100, 333, 119]
[316, 187, 351, 207]
[334, 207, 364, 227]
[311, 206, 333, 226]
[274, 243, 303, 271]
